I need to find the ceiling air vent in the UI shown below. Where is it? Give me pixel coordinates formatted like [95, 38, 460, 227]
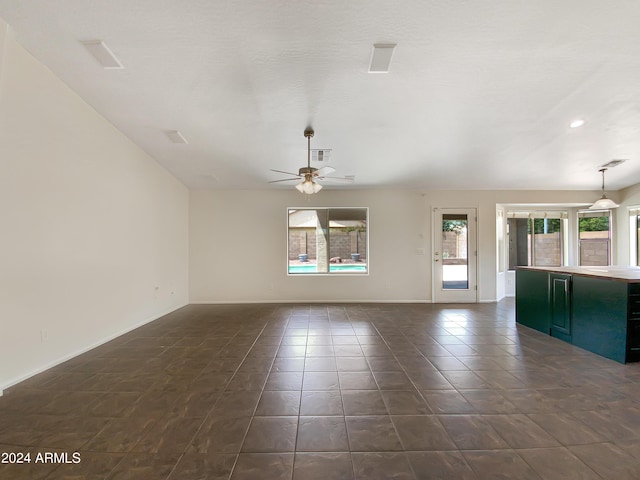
[166, 130, 188, 144]
[311, 149, 332, 163]
[81, 40, 123, 69]
[369, 44, 396, 73]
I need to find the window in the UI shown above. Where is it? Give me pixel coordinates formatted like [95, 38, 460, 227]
[578, 210, 611, 266]
[507, 211, 568, 269]
[287, 208, 368, 274]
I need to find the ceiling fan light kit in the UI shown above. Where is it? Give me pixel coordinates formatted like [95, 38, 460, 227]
[295, 175, 322, 194]
[589, 167, 619, 210]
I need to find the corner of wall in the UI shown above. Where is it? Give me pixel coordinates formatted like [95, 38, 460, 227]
[0, 25, 190, 389]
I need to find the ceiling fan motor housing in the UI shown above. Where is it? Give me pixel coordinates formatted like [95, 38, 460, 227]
[299, 166, 317, 176]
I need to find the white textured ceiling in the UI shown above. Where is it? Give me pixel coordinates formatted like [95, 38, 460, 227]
[2, 0, 640, 191]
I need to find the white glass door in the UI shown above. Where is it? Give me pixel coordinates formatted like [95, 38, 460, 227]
[433, 208, 477, 303]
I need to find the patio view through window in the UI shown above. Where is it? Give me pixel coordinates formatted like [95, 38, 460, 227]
[288, 208, 368, 274]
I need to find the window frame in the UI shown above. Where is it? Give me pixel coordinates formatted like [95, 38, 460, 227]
[286, 207, 369, 276]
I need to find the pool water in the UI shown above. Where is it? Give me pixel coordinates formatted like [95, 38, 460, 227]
[289, 264, 367, 273]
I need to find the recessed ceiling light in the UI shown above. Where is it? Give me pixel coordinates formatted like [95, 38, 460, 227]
[369, 44, 396, 73]
[81, 40, 123, 69]
[569, 119, 585, 128]
[166, 130, 188, 144]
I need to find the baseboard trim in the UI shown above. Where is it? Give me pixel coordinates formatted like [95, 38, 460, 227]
[1, 302, 188, 392]
[191, 299, 506, 305]
[190, 299, 434, 304]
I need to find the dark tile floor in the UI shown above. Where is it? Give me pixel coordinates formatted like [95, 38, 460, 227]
[2, 300, 640, 479]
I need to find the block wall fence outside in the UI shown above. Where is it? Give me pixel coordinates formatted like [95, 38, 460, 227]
[533, 235, 562, 266]
[288, 230, 367, 260]
[441, 231, 468, 259]
[579, 239, 610, 265]
[526, 233, 609, 267]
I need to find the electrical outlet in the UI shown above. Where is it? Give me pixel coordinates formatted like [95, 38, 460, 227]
[41, 329, 49, 342]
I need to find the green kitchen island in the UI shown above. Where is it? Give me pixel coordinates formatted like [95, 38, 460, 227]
[515, 266, 640, 363]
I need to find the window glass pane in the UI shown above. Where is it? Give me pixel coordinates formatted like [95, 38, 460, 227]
[441, 214, 468, 289]
[288, 208, 367, 274]
[508, 217, 529, 269]
[532, 218, 562, 267]
[578, 211, 610, 266]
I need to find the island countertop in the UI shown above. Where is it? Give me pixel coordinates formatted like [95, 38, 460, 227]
[516, 265, 640, 283]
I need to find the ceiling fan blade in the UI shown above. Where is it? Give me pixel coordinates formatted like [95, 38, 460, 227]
[270, 169, 301, 177]
[269, 178, 301, 184]
[315, 166, 336, 176]
[318, 176, 354, 183]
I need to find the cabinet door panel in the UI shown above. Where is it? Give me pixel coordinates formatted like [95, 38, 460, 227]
[550, 274, 571, 341]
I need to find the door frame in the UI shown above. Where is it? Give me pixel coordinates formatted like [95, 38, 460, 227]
[432, 207, 478, 303]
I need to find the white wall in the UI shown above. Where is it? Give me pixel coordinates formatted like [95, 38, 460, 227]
[190, 189, 429, 303]
[0, 23, 189, 390]
[189, 188, 602, 304]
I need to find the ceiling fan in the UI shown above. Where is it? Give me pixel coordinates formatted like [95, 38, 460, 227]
[269, 128, 354, 194]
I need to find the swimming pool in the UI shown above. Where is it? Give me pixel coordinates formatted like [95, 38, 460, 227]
[289, 264, 367, 273]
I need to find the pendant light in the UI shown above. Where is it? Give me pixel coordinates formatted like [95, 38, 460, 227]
[589, 168, 619, 210]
